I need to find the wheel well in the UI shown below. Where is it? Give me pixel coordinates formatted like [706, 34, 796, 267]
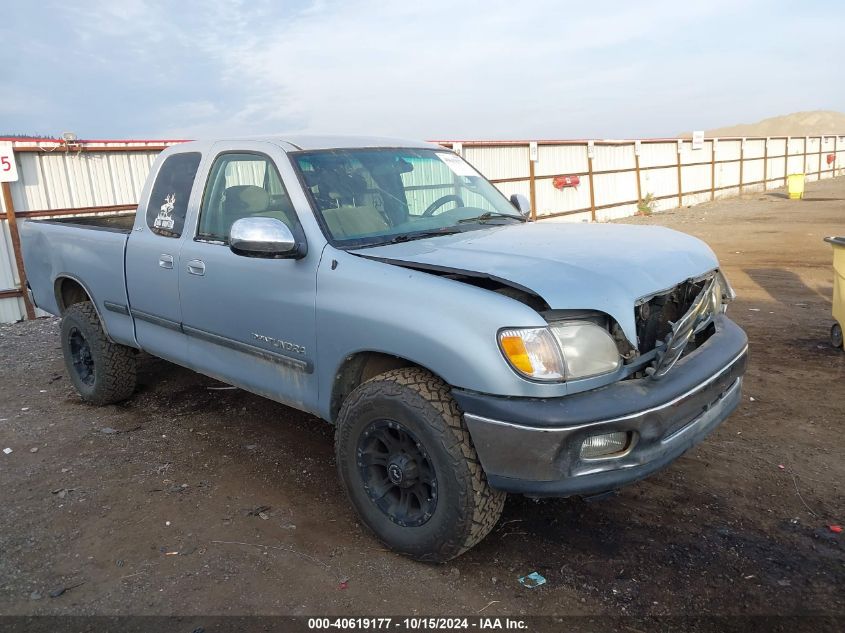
[330, 352, 435, 422]
[56, 277, 92, 313]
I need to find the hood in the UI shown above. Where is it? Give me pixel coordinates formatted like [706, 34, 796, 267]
[351, 222, 719, 343]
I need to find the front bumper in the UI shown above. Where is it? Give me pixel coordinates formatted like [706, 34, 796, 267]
[453, 315, 748, 497]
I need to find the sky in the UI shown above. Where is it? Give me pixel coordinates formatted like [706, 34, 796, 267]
[2, 0, 844, 141]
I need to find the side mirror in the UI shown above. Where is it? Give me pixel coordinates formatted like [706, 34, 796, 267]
[510, 193, 532, 217]
[229, 217, 302, 258]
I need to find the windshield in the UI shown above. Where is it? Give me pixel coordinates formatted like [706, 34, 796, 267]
[291, 148, 524, 247]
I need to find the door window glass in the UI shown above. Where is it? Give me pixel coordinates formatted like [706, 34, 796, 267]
[146, 152, 202, 238]
[197, 153, 300, 243]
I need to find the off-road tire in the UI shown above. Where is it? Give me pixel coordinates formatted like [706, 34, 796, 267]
[335, 367, 505, 561]
[60, 302, 137, 405]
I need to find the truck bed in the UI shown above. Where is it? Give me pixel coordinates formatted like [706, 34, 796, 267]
[20, 214, 136, 345]
[33, 212, 136, 233]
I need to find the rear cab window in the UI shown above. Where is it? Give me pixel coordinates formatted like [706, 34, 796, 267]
[146, 152, 202, 238]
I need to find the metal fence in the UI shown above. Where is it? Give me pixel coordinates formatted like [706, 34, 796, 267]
[437, 135, 845, 222]
[2, 135, 844, 323]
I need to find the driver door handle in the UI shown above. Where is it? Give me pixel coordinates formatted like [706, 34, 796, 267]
[186, 259, 206, 276]
[158, 254, 174, 269]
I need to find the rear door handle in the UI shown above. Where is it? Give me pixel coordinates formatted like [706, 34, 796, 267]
[187, 259, 206, 276]
[159, 254, 174, 269]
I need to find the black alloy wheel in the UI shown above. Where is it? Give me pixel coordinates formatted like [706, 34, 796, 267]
[68, 327, 96, 386]
[357, 419, 437, 527]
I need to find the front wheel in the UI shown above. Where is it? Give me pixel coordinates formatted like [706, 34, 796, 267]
[60, 302, 137, 405]
[335, 368, 505, 562]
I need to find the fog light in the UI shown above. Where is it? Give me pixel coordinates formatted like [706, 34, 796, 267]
[580, 432, 630, 459]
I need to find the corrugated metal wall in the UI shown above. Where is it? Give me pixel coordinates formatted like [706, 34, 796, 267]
[0, 140, 175, 323]
[0, 219, 27, 323]
[2, 136, 844, 323]
[11, 149, 158, 211]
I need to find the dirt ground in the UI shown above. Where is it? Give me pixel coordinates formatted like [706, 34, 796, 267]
[0, 178, 843, 621]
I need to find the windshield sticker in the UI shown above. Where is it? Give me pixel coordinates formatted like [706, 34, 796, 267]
[154, 193, 176, 230]
[437, 152, 478, 177]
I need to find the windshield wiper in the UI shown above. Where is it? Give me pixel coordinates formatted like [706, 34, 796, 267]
[457, 211, 527, 224]
[380, 227, 464, 245]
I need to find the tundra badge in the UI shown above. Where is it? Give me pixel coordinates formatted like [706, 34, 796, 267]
[252, 333, 306, 355]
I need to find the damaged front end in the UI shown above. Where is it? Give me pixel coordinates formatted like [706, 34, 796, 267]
[453, 269, 747, 495]
[356, 252, 734, 386]
[489, 269, 736, 385]
[631, 271, 734, 379]
[487, 269, 737, 386]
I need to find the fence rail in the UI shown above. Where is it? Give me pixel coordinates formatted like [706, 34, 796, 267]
[1, 135, 844, 323]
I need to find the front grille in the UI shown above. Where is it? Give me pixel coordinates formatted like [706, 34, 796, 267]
[635, 277, 715, 356]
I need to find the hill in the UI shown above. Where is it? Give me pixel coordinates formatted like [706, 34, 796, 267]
[683, 111, 845, 138]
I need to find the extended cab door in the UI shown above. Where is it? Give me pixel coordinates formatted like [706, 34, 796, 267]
[125, 150, 203, 363]
[176, 143, 320, 414]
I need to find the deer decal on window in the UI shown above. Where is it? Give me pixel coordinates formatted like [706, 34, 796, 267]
[154, 193, 176, 231]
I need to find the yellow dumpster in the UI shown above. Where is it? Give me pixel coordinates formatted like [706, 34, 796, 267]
[825, 236, 845, 348]
[787, 173, 805, 199]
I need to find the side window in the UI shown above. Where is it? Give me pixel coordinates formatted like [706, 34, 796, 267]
[197, 153, 299, 243]
[146, 152, 202, 238]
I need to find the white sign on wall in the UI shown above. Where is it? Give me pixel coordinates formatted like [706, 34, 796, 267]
[0, 144, 19, 183]
[529, 141, 538, 162]
[691, 130, 705, 150]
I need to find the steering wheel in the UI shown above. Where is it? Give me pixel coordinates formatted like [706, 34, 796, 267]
[422, 194, 465, 217]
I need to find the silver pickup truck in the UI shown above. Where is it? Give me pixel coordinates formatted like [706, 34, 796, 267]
[21, 136, 748, 561]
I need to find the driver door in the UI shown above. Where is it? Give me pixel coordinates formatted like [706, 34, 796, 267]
[177, 142, 320, 414]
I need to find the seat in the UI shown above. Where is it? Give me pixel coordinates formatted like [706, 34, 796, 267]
[220, 185, 294, 236]
[322, 205, 390, 238]
[222, 184, 269, 220]
[300, 163, 390, 238]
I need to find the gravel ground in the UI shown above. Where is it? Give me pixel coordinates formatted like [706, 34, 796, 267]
[0, 178, 843, 623]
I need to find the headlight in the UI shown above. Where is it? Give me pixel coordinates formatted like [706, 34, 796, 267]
[498, 321, 621, 382]
[549, 321, 622, 379]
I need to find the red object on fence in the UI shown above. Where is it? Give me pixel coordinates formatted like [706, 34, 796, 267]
[827, 154, 835, 165]
[553, 175, 580, 189]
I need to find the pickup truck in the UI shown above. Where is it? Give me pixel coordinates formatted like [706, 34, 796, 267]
[21, 136, 748, 561]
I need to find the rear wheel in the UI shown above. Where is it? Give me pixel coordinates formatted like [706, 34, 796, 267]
[60, 302, 137, 405]
[335, 367, 505, 561]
